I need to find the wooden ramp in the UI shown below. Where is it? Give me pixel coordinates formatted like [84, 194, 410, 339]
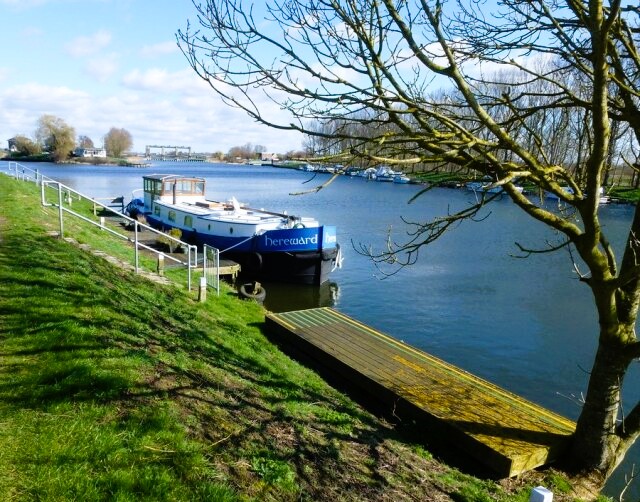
[265, 307, 575, 477]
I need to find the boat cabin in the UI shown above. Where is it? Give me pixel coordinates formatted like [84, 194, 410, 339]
[143, 174, 206, 209]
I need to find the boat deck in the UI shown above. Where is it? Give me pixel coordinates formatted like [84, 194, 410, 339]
[265, 307, 575, 477]
[158, 199, 288, 225]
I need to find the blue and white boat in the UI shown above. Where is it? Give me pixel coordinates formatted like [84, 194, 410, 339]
[466, 176, 524, 194]
[393, 174, 411, 184]
[545, 186, 610, 205]
[126, 174, 342, 285]
[375, 165, 401, 182]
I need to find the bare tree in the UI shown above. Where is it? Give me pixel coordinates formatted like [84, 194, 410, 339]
[35, 114, 75, 162]
[103, 127, 133, 158]
[178, 0, 640, 496]
[77, 135, 95, 149]
[226, 142, 269, 160]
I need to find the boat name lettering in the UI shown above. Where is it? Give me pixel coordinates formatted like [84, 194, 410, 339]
[264, 234, 318, 247]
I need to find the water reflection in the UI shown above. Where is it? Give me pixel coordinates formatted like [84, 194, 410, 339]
[260, 280, 340, 312]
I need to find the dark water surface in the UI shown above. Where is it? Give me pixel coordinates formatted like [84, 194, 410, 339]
[7, 161, 639, 498]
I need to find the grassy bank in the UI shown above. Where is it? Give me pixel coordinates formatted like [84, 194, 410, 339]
[0, 175, 608, 501]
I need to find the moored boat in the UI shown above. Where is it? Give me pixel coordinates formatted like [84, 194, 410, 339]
[126, 174, 342, 285]
[361, 167, 377, 180]
[393, 174, 411, 184]
[545, 186, 610, 205]
[466, 176, 524, 194]
[375, 165, 402, 182]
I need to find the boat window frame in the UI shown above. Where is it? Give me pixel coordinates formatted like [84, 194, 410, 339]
[144, 178, 163, 196]
[144, 177, 205, 197]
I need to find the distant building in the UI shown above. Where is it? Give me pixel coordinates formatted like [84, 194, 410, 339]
[261, 152, 279, 162]
[75, 147, 107, 158]
[7, 137, 18, 152]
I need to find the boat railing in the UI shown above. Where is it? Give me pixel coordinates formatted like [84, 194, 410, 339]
[4, 161, 205, 292]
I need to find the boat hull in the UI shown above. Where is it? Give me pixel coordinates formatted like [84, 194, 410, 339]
[228, 245, 340, 285]
[145, 214, 339, 285]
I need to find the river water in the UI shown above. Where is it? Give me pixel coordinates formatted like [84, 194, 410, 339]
[6, 160, 640, 498]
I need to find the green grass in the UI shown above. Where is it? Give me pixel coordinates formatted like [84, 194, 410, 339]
[608, 186, 640, 203]
[0, 174, 613, 501]
[410, 170, 640, 204]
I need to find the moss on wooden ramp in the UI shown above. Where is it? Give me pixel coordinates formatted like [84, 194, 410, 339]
[266, 307, 575, 478]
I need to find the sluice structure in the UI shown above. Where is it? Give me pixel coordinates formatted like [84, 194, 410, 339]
[145, 145, 206, 162]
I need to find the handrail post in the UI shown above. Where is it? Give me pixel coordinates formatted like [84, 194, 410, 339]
[187, 246, 192, 291]
[188, 244, 198, 290]
[134, 221, 139, 273]
[188, 245, 195, 291]
[215, 247, 220, 296]
[57, 182, 64, 238]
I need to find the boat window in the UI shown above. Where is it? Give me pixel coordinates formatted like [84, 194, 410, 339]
[144, 178, 162, 195]
[168, 210, 176, 222]
[184, 215, 193, 227]
[154, 205, 161, 216]
[195, 182, 204, 194]
[164, 181, 174, 194]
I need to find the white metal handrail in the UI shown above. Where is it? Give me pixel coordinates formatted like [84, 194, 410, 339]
[41, 180, 198, 290]
[6, 161, 55, 185]
[4, 161, 199, 291]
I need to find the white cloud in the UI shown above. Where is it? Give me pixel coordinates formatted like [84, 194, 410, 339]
[121, 67, 207, 96]
[0, 79, 304, 153]
[121, 68, 173, 92]
[85, 54, 119, 83]
[2, 82, 90, 105]
[66, 29, 112, 58]
[0, 83, 90, 138]
[140, 41, 179, 58]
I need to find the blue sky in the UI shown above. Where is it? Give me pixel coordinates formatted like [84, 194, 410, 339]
[0, 0, 305, 154]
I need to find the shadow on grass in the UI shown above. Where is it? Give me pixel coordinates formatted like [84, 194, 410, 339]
[0, 228, 457, 500]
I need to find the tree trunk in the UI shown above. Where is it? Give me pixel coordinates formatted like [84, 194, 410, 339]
[568, 330, 633, 491]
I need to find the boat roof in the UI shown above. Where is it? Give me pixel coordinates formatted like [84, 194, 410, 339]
[153, 199, 286, 224]
[143, 174, 205, 182]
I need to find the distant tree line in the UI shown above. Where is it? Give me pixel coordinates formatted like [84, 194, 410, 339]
[8, 118, 306, 164]
[8, 115, 134, 162]
[221, 142, 307, 162]
[301, 60, 639, 187]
